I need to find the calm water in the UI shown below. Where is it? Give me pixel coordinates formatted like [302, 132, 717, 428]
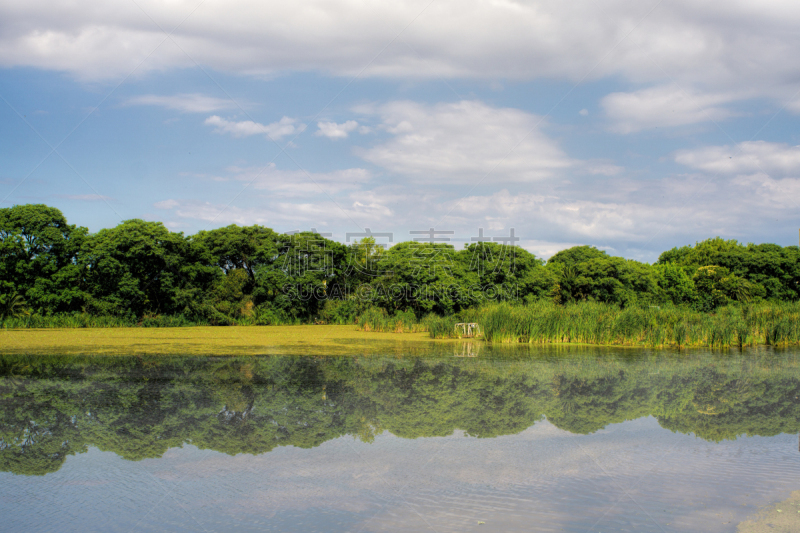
[1, 345, 799, 532]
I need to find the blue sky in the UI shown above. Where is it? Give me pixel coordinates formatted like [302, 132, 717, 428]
[2, 0, 800, 261]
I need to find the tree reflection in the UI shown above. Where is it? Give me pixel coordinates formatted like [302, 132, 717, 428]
[1, 351, 798, 476]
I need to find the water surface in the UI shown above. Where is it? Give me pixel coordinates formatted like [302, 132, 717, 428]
[1, 345, 799, 532]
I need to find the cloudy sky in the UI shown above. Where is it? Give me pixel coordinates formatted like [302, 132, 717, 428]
[1, 0, 799, 260]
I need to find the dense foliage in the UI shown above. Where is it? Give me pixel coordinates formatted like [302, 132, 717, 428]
[1, 351, 798, 476]
[1, 204, 799, 325]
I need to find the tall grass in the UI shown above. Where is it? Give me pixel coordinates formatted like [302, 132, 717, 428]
[420, 314, 459, 339]
[478, 301, 800, 347]
[357, 309, 475, 339]
[354, 301, 800, 347]
[356, 308, 424, 333]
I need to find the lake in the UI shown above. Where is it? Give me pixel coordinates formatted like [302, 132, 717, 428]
[1, 344, 799, 532]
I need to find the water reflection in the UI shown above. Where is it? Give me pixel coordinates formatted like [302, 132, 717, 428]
[1, 347, 798, 476]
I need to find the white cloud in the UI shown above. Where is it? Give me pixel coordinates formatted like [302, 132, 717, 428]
[123, 93, 235, 113]
[602, 84, 737, 133]
[3, 0, 800, 107]
[358, 100, 572, 182]
[222, 163, 372, 197]
[153, 194, 393, 229]
[152, 162, 800, 261]
[315, 120, 359, 139]
[154, 199, 179, 209]
[674, 141, 800, 175]
[204, 115, 304, 140]
[730, 173, 800, 210]
[786, 96, 800, 114]
[443, 189, 686, 243]
[578, 161, 624, 176]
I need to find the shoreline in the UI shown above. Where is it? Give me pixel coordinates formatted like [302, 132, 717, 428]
[0, 324, 792, 356]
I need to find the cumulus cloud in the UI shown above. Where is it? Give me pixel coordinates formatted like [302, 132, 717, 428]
[602, 84, 737, 133]
[3, 0, 800, 106]
[123, 93, 236, 113]
[153, 195, 392, 229]
[315, 120, 359, 139]
[674, 141, 800, 175]
[153, 166, 800, 261]
[357, 100, 571, 182]
[223, 163, 372, 197]
[204, 115, 304, 140]
[152, 160, 800, 260]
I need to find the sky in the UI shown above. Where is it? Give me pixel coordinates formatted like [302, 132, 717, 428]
[1, 0, 799, 261]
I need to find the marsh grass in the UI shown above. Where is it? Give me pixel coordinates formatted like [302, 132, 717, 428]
[478, 301, 800, 347]
[356, 310, 462, 338]
[355, 301, 800, 347]
[357, 308, 425, 333]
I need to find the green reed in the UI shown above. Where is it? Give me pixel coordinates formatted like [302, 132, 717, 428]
[356, 308, 424, 333]
[478, 301, 800, 347]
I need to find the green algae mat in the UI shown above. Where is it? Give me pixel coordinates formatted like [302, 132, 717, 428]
[0, 325, 464, 356]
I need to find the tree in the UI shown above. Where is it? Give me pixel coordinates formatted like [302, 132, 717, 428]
[253, 232, 349, 320]
[457, 242, 554, 303]
[193, 224, 280, 282]
[371, 242, 467, 316]
[0, 289, 27, 319]
[0, 204, 88, 313]
[547, 245, 608, 267]
[81, 219, 216, 317]
[653, 262, 696, 306]
[692, 265, 764, 311]
[658, 237, 744, 267]
[547, 246, 659, 306]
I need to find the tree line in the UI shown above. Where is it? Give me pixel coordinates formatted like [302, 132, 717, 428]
[1, 204, 799, 324]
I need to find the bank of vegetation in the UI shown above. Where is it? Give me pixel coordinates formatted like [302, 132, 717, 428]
[2, 204, 799, 347]
[356, 301, 800, 347]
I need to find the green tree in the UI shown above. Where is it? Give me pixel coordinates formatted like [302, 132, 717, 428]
[653, 262, 697, 306]
[457, 242, 554, 304]
[194, 224, 280, 282]
[547, 245, 609, 267]
[254, 232, 349, 320]
[0, 204, 88, 313]
[0, 289, 27, 319]
[371, 242, 468, 316]
[692, 265, 764, 311]
[81, 219, 216, 316]
[547, 246, 659, 306]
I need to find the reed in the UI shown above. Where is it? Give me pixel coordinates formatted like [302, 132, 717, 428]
[420, 313, 458, 339]
[356, 308, 424, 333]
[478, 301, 800, 347]
[355, 300, 800, 347]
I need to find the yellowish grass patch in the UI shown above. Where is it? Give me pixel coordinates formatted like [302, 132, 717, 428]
[0, 325, 458, 357]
